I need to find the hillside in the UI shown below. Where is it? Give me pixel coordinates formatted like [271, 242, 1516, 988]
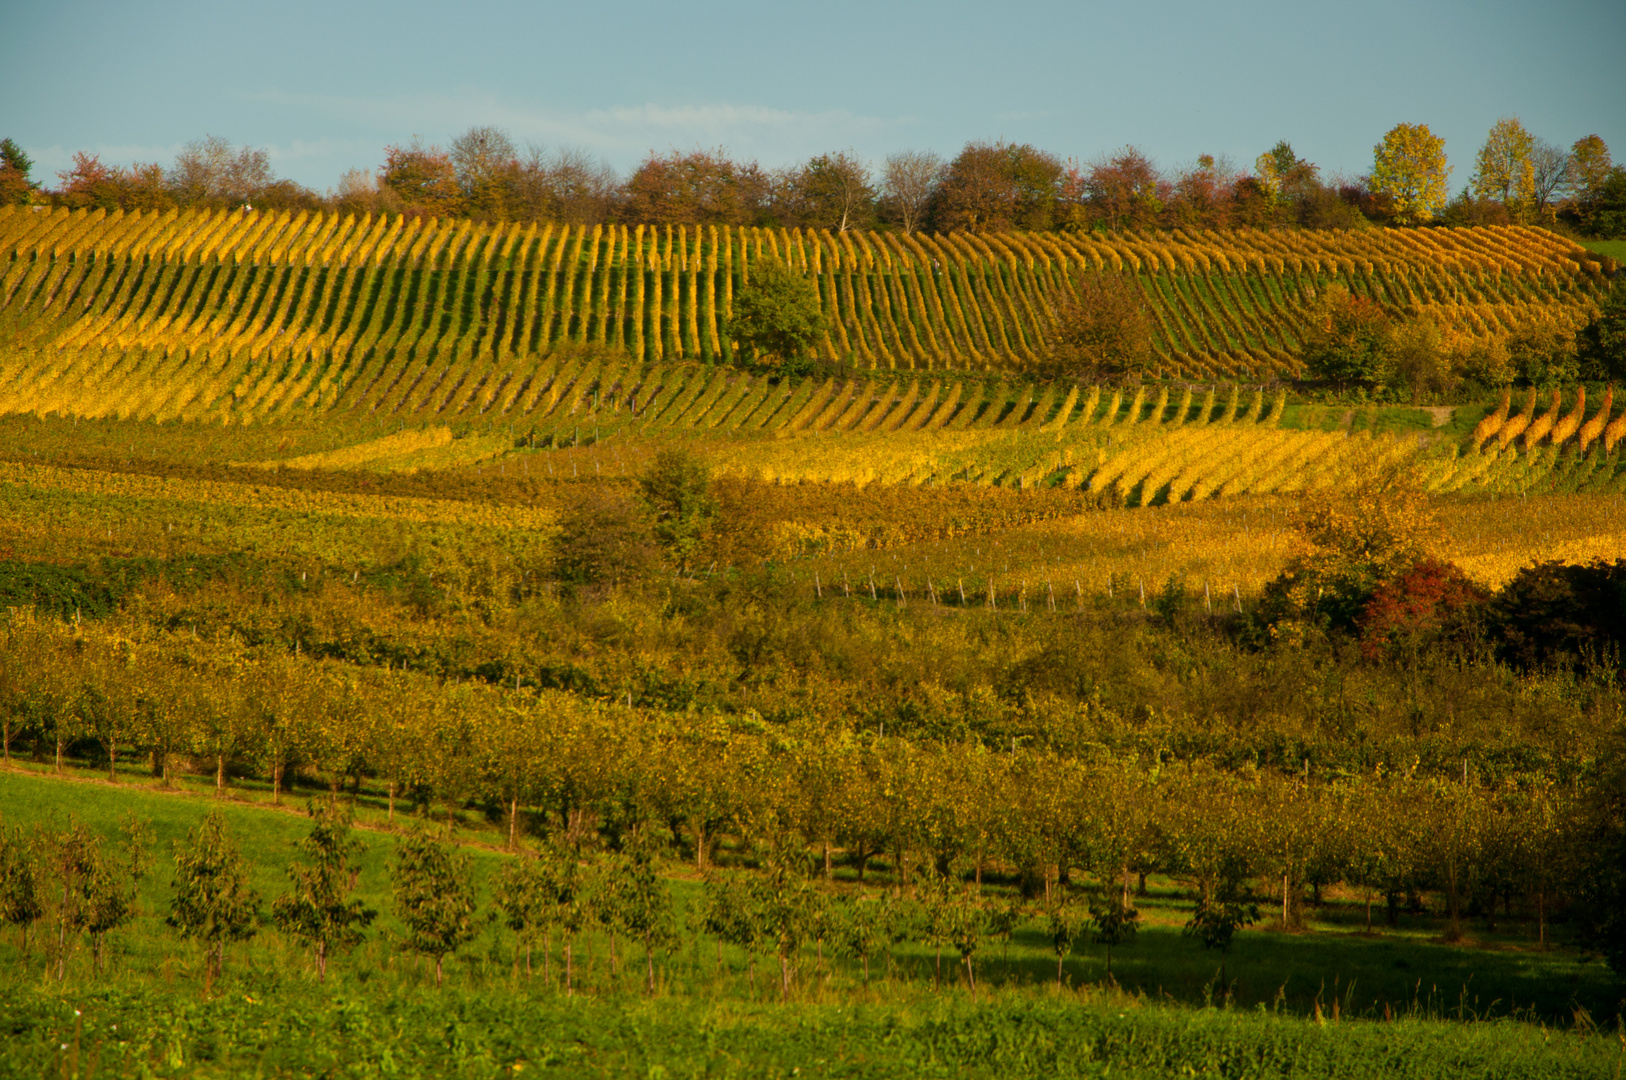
[0, 207, 1609, 388]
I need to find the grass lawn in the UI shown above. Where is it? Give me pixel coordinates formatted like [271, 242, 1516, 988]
[1578, 238, 1626, 263]
[2, 763, 1619, 1025]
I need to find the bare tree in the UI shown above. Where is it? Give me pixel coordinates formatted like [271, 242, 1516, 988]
[169, 136, 272, 207]
[1529, 139, 1572, 215]
[511, 145, 620, 224]
[451, 126, 519, 219]
[881, 150, 945, 233]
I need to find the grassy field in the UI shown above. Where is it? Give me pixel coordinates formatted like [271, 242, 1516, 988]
[1578, 238, 1626, 263]
[4, 768, 1623, 1079]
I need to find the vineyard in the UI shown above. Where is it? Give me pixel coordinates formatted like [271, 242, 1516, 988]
[0, 206, 1611, 398]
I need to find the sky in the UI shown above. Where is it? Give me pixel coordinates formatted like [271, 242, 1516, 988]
[3, 0, 1622, 193]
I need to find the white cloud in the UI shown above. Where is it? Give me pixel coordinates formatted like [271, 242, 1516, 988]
[247, 90, 908, 168]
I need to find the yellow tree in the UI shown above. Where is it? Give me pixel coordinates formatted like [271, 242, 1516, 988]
[1570, 135, 1612, 202]
[1471, 118, 1537, 219]
[1371, 123, 1451, 225]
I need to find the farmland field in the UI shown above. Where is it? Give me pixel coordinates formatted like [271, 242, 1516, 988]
[2, 216, 1626, 1079]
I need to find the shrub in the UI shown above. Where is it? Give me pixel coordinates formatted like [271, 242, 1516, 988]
[1044, 272, 1153, 380]
[1489, 559, 1626, 675]
[1358, 559, 1489, 664]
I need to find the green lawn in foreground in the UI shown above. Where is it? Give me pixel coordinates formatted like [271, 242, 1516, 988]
[2, 765, 1619, 1026]
[2, 768, 1624, 1079]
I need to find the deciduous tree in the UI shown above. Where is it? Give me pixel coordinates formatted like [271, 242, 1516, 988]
[1371, 123, 1451, 225]
[1044, 273, 1153, 380]
[392, 828, 478, 987]
[879, 150, 944, 233]
[272, 800, 375, 983]
[168, 811, 260, 983]
[727, 257, 828, 370]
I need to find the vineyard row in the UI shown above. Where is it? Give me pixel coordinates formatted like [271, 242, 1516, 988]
[0, 208, 1607, 380]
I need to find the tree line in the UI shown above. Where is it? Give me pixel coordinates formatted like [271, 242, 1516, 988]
[2, 117, 1620, 237]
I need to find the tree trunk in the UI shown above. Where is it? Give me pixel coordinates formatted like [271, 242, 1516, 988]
[317, 940, 327, 983]
[965, 955, 976, 1001]
[388, 779, 396, 822]
[435, 955, 444, 988]
[216, 753, 225, 795]
[508, 795, 519, 850]
[273, 760, 284, 806]
[107, 738, 117, 783]
[55, 737, 63, 775]
[645, 934, 655, 994]
[566, 939, 574, 996]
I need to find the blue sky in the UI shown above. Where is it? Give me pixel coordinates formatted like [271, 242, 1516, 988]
[3, 0, 1621, 193]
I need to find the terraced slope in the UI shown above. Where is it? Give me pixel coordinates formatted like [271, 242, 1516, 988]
[0, 207, 1608, 392]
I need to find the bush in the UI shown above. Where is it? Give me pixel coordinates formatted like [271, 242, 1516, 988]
[1489, 559, 1626, 675]
[1358, 559, 1489, 664]
[1300, 284, 1390, 388]
[1043, 273, 1153, 380]
[726, 259, 827, 369]
[550, 485, 659, 586]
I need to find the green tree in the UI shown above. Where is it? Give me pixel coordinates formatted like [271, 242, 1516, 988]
[700, 870, 763, 991]
[727, 258, 827, 369]
[0, 137, 36, 205]
[1371, 123, 1451, 225]
[754, 837, 818, 1000]
[637, 450, 716, 572]
[1047, 893, 1087, 987]
[834, 894, 892, 986]
[1182, 873, 1257, 985]
[1576, 274, 1626, 381]
[1087, 889, 1140, 979]
[493, 851, 557, 979]
[392, 829, 478, 987]
[948, 890, 986, 1000]
[0, 825, 44, 963]
[272, 800, 376, 983]
[167, 810, 260, 983]
[608, 834, 676, 994]
[49, 815, 151, 976]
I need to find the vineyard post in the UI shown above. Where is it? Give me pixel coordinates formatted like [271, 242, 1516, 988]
[895, 578, 905, 608]
[1075, 580, 1083, 611]
[1233, 584, 1241, 613]
[814, 573, 822, 599]
[958, 579, 965, 605]
[1205, 582, 1212, 614]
